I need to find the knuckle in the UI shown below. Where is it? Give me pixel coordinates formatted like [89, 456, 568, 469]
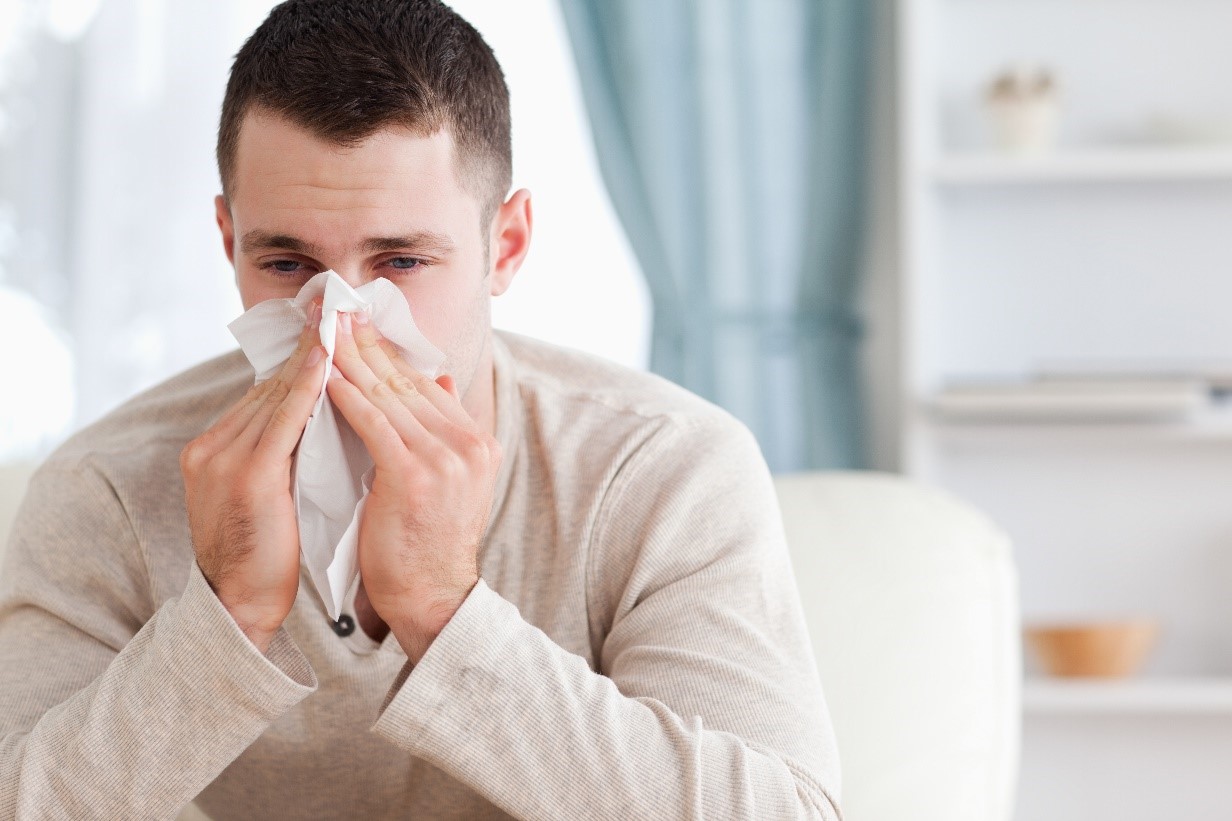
[361, 405, 387, 431]
[180, 440, 203, 473]
[269, 404, 298, 432]
[460, 433, 488, 463]
[385, 373, 416, 397]
[409, 369, 435, 389]
[286, 377, 317, 405]
[269, 376, 292, 400]
[249, 379, 274, 400]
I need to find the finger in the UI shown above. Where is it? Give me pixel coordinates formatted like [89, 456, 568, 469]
[372, 336, 473, 429]
[236, 341, 325, 453]
[348, 312, 425, 404]
[192, 377, 280, 459]
[273, 299, 324, 384]
[232, 302, 324, 448]
[251, 344, 329, 462]
[332, 312, 456, 444]
[325, 367, 445, 470]
[190, 299, 319, 459]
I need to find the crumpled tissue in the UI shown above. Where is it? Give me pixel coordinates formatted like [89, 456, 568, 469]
[228, 270, 446, 619]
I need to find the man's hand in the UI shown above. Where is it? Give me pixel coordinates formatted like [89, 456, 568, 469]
[180, 300, 327, 653]
[325, 310, 501, 663]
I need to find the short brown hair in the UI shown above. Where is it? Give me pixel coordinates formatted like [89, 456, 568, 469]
[217, 0, 511, 226]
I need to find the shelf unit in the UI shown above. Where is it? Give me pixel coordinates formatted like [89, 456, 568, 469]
[897, 1, 1232, 818]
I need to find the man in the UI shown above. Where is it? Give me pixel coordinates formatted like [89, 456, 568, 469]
[0, 1, 841, 818]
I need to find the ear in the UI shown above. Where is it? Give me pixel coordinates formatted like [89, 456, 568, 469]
[488, 188, 532, 297]
[215, 194, 236, 267]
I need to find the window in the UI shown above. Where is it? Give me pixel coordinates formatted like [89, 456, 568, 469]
[0, 0, 650, 463]
[446, 0, 650, 370]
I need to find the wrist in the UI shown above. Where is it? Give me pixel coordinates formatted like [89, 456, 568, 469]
[390, 585, 476, 663]
[223, 606, 283, 654]
[239, 624, 278, 655]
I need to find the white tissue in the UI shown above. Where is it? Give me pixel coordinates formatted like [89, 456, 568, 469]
[228, 270, 446, 619]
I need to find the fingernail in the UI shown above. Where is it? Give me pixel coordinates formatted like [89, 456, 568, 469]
[306, 346, 323, 366]
[328, 365, 342, 380]
[339, 312, 352, 334]
[354, 310, 369, 326]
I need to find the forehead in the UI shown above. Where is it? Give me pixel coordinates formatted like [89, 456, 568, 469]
[230, 110, 476, 222]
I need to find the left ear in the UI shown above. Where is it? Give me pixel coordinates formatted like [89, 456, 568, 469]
[488, 188, 532, 297]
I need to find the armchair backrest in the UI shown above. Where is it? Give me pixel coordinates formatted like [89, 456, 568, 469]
[0, 462, 37, 568]
[773, 470, 1020, 821]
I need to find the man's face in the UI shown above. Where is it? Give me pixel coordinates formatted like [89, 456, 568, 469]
[216, 110, 511, 401]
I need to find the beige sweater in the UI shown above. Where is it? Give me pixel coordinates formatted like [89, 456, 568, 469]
[0, 330, 841, 820]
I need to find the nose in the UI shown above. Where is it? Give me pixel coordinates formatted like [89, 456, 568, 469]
[327, 265, 366, 289]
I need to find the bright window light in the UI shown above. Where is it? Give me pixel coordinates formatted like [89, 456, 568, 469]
[445, 0, 651, 370]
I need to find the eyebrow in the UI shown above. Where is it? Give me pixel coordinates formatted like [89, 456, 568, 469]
[239, 229, 457, 257]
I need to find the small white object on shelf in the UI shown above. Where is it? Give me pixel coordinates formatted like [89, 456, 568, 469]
[984, 65, 1060, 155]
[1024, 677, 1232, 715]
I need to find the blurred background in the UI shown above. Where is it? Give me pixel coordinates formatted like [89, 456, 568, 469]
[4, 0, 1232, 819]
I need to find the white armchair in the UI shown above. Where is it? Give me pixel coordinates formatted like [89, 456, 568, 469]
[774, 470, 1021, 821]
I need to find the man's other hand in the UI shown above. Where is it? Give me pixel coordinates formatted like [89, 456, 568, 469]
[180, 299, 327, 653]
[325, 309, 501, 663]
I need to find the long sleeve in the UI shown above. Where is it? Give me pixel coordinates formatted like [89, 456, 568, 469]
[0, 459, 317, 820]
[370, 413, 842, 820]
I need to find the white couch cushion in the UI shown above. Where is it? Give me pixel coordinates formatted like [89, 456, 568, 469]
[774, 470, 1020, 821]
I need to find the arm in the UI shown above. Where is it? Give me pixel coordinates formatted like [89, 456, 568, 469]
[0, 461, 316, 820]
[369, 415, 842, 820]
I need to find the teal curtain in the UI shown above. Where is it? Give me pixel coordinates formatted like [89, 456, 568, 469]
[558, 0, 871, 471]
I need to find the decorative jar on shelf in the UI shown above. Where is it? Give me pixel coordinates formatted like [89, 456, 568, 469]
[984, 65, 1060, 155]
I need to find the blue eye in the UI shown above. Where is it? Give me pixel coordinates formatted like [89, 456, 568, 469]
[261, 260, 313, 277]
[388, 257, 426, 271]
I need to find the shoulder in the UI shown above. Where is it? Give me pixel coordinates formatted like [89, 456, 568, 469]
[496, 329, 753, 451]
[38, 348, 253, 495]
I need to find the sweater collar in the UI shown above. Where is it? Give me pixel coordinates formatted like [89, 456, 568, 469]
[482, 331, 521, 553]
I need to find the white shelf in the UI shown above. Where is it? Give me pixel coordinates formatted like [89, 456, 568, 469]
[931, 148, 1232, 185]
[921, 409, 1232, 441]
[921, 402, 1232, 440]
[1024, 677, 1232, 715]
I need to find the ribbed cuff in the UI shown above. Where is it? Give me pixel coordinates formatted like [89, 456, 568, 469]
[370, 578, 520, 750]
[156, 560, 317, 718]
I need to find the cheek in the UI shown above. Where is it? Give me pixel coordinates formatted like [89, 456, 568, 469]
[401, 269, 487, 344]
[237, 267, 301, 310]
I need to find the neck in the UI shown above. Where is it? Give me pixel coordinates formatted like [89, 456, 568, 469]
[461, 333, 497, 437]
